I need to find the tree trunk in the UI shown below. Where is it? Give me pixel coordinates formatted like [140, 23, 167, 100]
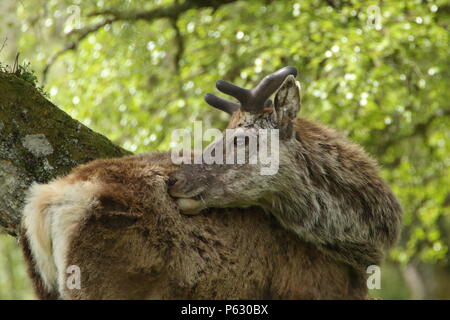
[0, 72, 130, 236]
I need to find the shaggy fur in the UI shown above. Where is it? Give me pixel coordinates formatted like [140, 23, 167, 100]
[20, 152, 367, 299]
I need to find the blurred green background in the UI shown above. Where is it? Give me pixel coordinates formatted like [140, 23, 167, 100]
[0, 0, 449, 299]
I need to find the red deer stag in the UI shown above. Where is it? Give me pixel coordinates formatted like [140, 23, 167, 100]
[169, 67, 403, 284]
[20, 152, 367, 299]
[20, 153, 367, 299]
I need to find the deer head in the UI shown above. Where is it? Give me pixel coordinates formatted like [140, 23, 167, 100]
[169, 67, 302, 214]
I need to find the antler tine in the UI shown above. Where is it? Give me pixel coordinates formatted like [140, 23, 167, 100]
[216, 80, 251, 104]
[203, 80, 250, 114]
[204, 93, 240, 115]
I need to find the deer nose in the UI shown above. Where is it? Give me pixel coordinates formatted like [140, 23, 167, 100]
[167, 175, 179, 187]
[168, 173, 188, 197]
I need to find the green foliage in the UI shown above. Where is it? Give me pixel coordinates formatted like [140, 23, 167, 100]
[0, 0, 449, 299]
[0, 235, 33, 299]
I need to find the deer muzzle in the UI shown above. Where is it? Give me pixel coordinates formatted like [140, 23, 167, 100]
[168, 171, 206, 214]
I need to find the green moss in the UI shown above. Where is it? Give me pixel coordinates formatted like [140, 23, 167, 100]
[0, 61, 47, 97]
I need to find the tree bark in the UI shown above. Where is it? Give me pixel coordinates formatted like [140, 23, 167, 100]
[0, 72, 130, 236]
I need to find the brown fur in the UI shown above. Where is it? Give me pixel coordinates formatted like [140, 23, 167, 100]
[20, 152, 367, 299]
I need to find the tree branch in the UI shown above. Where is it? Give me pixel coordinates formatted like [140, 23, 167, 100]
[42, 0, 238, 83]
[0, 71, 130, 236]
[42, 17, 115, 84]
[170, 16, 184, 73]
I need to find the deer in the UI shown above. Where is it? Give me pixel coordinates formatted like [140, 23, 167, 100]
[168, 66, 403, 284]
[20, 152, 368, 299]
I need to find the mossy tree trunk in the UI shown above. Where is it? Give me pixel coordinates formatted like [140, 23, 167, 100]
[0, 72, 130, 236]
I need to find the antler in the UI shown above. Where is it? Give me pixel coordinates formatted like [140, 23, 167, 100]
[205, 66, 298, 114]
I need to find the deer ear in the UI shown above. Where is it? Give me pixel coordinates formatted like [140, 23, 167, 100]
[272, 75, 301, 137]
[273, 75, 301, 119]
